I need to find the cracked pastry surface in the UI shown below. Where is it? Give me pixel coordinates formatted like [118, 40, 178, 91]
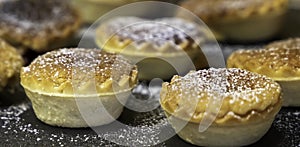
[179, 0, 288, 23]
[20, 48, 138, 96]
[160, 68, 282, 125]
[0, 39, 23, 90]
[0, 0, 81, 52]
[227, 48, 300, 81]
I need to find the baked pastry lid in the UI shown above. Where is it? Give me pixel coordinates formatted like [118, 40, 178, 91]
[20, 48, 138, 96]
[160, 68, 282, 125]
[96, 17, 206, 56]
[227, 48, 300, 81]
[179, 0, 288, 22]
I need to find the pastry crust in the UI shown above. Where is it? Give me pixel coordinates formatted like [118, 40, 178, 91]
[0, 39, 23, 90]
[96, 17, 208, 80]
[228, 39, 300, 106]
[71, 0, 141, 23]
[20, 48, 138, 127]
[160, 68, 282, 125]
[227, 48, 300, 81]
[179, 0, 288, 42]
[0, 0, 81, 52]
[265, 38, 300, 49]
[180, 0, 288, 23]
[96, 17, 206, 56]
[166, 110, 276, 146]
[21, 48, 137, 96]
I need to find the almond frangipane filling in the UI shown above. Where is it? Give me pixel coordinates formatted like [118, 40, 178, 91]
[227, 48, 300, 80]
[0, 39, 23, 89]
[20, 48, 137, 95]
[96, 17, 205, 54]
[266, 38, 300, 49]
[160, 68, 281, 124]
[179, 0, 288, 22]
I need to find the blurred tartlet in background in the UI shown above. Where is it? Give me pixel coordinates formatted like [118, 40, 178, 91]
[70, 0, 183, 24]
[280, 0, 300, 37]
[70, 0, 142, 24]
[178, 0, 289, 42]
[265, 37, 300, 48]
[96, 16, 208, 80]
[0, 0, 81, 53]
[289, 0, 300, 9]
[228, 38, 300, 106]
[0, 39, 24, 105]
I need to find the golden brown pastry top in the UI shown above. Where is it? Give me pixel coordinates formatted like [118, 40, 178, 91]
[20, 48, 138, 96]
[266, 38, 300, 49]
[227, 48, 300, 81]
[179, 0, 288, 23]
[96, 17, 206, 56]
[0, 0, 81, 51]
[0, 39, 23, 89]
[160, 68, 281, 125]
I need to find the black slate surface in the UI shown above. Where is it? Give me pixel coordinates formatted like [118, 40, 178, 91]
[0, 85, 300, 147]
[1, 6, 300, 147]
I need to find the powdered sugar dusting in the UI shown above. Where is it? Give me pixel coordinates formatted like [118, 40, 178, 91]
[102, 17, 205, 51]
[0, 103, 41, 137]
[0, 102, 168, 146]
[22, 48, 135, 87]
[0, 0, 77, 35]
[230, 48, 300, 77]
[273, 109, 300, 147]
[101, 109, 169, 146]
[172, 68, 280, 100]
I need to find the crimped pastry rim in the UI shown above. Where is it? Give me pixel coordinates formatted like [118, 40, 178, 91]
[98, 40, 201, 58]
[161, 98, 282, 126]
[95, 17, 205, 56]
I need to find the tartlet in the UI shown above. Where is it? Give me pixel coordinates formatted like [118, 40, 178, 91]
[0, 39, 23, 91]
[70, 0, 141, 23]
[289, 0, 300, 9]
[227, 47, 300, 106]
[0, 0, 81, 52]
[96, 17, 208, 80]
[265, 37, 300, 49]
[160, 68, 282, 146]
[20, 48, 138, 127]
[0, 39, 23, 92]
[179, 0, 288, 42]
[0, 39, 24, 105]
